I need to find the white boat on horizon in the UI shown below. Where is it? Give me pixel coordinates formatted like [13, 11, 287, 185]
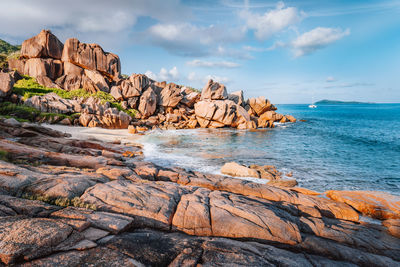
[309, 104, 317, 108]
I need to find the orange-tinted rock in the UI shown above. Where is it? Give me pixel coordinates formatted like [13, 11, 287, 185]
[382, 219, 400, 238]
[21, 29, 64, 59]
[326, 190, 400, 220]
[7, 58, 26, 73]
[23, 58, 63, 80]
[121, 74, 148, 99]
[228, 90, 244, 106]
[285, 115, 297, 122]
[200, 79, 228, 100]
[291, 187, 321, 196]
[138, 87, 157, 118]
[84, 69, 109, 92]
[62, 38, 121, 80]
[0, 72, 14, 98]
[159, 83, 183, 107]
[248, 96, 272, 116]
[221, 162, 260, 178]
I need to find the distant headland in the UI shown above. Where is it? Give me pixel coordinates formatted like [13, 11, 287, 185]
[315, 99, 375, 105]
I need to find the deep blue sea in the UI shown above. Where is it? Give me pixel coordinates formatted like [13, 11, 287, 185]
[140, 104, 400, 195]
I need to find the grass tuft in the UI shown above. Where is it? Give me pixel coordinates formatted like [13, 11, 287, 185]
[13, 76, 138, 118]
[22, 193, 97, 210]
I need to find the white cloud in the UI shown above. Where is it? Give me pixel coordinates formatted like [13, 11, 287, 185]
[147, 23, 246, 57]
[204, 74, 230, 84]
[326, 76, 336, 82]
[292, 27, 350, 57]
[0, 0, 190, 47]
[186, 72, 230, 85]
[145, 66, 180, 82]
[240, 2, 304, 40]
[187, 59, 240, 68]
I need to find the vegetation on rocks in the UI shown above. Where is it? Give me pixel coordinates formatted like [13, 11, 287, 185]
[22, 193, 97, 210]
[0, 101, 79, 122]
[12, 75, 138, 118]
[0, 149, 11, 162]
[0, 39, 20, 69]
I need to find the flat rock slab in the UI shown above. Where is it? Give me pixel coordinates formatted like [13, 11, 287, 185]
[0, 216, 73, 265]
[81, 227, 109, 241]
[81, 180, 185, 230]
[51, 207, 133, 234]
[326, 190, 400, 220]
[86, 211, 133, 234]
[20, 247, 143, 267]
[0, 160, 108, 199]
[0, 194, 59, 217]
[105, 229, 356, 267]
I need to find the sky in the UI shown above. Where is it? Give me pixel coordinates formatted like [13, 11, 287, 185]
[1, 0, 399, 103]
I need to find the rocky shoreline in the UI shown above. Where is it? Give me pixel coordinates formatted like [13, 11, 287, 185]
[1, 30, 400, 266]
[0, 118, 399, 266]
[1, 29, 295, 131]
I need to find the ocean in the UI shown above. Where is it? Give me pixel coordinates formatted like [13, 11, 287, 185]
[140, 103, 400, 195]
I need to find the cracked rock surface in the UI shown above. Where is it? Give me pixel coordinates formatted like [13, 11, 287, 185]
[0, 119, 399, 266]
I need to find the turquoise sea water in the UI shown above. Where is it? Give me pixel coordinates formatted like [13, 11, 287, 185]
[140, 104, 400, 195]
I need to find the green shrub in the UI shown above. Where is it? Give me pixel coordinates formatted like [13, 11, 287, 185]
[21, 193, 97, 210]
[13, 76, 138, 119]
[0, 102, 77, 122]
[0, 150, 10, 162]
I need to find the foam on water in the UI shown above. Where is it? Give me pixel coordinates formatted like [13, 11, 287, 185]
[44, 103, 400, 195]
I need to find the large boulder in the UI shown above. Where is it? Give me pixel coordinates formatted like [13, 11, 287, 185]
[159, 83, 183, 107]
[180, 88, 199, 108]
[21, 29, 64, 60]
[0, 72, 14, 98]
[212, 100, 237, 126]
[221, 162, 260, 178]
[232, 105, 257, 129]
[258, 111, 276, 128]
[201, 79, 228, 100]
[64, 61, 83, 76]
[84, 69, 109, 92]
[24, 93, 81, 114]
[248, 96, 273, 116]
[194, 100, 237, 128]
[8, 58, 26, 73]
[56, 74, 82, 91]
[138, 88, 157, 118]
[62, 38, 121, 80]
[120, 74, 148, 99]
[228, 90, 244, 106]
[23, 58, 63, 81]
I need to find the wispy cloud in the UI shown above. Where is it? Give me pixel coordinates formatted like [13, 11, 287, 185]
[187, 72, 230, 84]
[291, 27, 350, 57]
[326, 76, 336, 82]
[187, 59, 240, 68]
[323, 82, 374, 89]
[240, 2, 305, 40]
[147, 23, 246, 57]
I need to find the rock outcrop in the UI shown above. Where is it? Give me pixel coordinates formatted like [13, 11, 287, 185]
[0, 72, 14, 98]
[5, 30, 298, 130]
[62, 38, 121, 80]
[0, 120, 399, 266]
[21, 29, 64, 60]
[201, 79, 228, 100]
[326, 190, 400, 220]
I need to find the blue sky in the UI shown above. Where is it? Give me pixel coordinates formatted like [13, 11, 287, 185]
[1, 0, 399, 103]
